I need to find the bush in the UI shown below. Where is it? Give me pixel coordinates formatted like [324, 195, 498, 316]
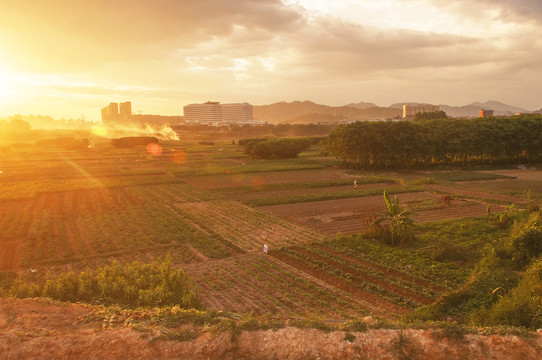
[472, 258, 542, 329]
[8, 258, 200, 308]
[243, 138, 312, 159]
[405, 262, 519, 322]
[513, 229, 542, 268]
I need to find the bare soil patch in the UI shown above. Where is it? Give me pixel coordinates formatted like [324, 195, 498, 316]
[260, 192, 435, 235]
[260, 192, 501, 235]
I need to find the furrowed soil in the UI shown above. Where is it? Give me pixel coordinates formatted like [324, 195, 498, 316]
[1, 298, 541, 360]
[259, 192, 497, 235]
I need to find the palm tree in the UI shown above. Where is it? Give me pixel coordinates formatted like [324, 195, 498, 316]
[372, 191, 416, 246]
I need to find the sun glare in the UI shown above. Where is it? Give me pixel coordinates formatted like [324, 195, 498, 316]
[0, 64, 13, 99]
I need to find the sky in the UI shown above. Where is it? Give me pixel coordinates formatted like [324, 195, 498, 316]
[0, 0, 541, 122]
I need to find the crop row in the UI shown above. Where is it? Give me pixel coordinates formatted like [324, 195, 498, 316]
[244, 185, 423, 207]
[286, 245, 441, 302]
[175, 200, 328, 251]
[133, 182, 328, 251]
[273, 246, 422, 312]
[325, 237, 469, 288]
[186, 254, 370, 319]
[6, 184, 241, 267]
[131, 185, 243, 256]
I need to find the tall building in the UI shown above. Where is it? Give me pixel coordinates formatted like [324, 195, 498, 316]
[183, 101, 254, 124]
[119, 101, 132, 119]
[101, 101, 182, 126]
[402, 104, 440, 119]
[101, 102, 119, 125]
[222, 103, 253, 123]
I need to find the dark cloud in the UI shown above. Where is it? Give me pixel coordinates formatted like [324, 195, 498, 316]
[480, 0, 542, 22]
[420, 0, 542, 23]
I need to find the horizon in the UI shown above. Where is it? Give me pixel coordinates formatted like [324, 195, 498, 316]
[1, 1, 541, 121]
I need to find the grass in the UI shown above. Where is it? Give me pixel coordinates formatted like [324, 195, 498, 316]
[245, 186, 423, 207]
[213, 176, 395, 195]
[419, 171, 514, 183]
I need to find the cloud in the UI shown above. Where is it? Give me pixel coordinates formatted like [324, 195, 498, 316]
[1, 0, 541, 116]
[0, 0, 304, 71]
[411, 0, 542, 24]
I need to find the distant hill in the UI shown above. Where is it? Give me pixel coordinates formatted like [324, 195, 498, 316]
[390, 101, 530, 118]
[253, 101, 401, 124]
[253, 100, 535, 124]
[345, 101, 378, 110]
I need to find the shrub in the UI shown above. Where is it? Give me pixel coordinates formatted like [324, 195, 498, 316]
[243, 138, 311, 159]
[512, 214, 542, 268]
[472, 258, 542, 329]
[8, 258, 200, 309]
[372, 191, 416, 246]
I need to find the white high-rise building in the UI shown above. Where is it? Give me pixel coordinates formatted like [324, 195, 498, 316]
[183, 101, 223, 124]
[183, 101, 254, 124]
[222, 103, 253, 123]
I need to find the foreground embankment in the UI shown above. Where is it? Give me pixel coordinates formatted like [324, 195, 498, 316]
[1, 298, 541, 360]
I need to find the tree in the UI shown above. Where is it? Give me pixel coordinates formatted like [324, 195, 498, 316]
[372, 191, 416, 246]
[414, 110, 448, 121]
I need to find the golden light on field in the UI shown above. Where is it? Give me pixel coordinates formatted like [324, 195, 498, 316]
[91, 126, 108, 137]
[251, 176, 265, 190]
[0, 63, 15, 100]
[170, 150, 187, 164]
[146, 143, 163, 156]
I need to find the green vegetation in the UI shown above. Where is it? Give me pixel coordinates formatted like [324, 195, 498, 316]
[405, 210, 542, 329]
[327, 115, 542, 169]
[420, 171, 513, 183]
[245, 186, 422, 207]
[3, 132, 542, 333]
[414, 111, 448, 121]
[8, 258, 200, 308]
[372, 191, 417, 246]
[242, 137, 312, 159]
[213, 176, 394, 196]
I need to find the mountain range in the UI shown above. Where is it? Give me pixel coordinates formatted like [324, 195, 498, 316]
[253, 100, 538, 124]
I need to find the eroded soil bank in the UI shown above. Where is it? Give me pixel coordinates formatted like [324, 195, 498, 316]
[1, 298, 541, 360]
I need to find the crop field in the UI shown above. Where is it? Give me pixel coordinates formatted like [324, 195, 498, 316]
[258, 192, 501, 235]
[1, 137, 540, 320]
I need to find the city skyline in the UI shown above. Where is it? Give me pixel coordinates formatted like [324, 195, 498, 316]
[1, 0, 541, 121]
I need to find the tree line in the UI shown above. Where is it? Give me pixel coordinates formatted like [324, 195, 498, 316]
[240, 137, 324, 159]
[326, 115, 542, 169]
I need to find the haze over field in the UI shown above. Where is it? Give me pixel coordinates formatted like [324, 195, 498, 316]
[0, 0, 541, 121]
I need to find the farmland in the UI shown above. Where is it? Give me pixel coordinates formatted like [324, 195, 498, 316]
[0, 136, 540, 322]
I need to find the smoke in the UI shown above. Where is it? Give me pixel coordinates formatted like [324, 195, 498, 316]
[143, 124, 180, 140]
[91, 123, 180, 140]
